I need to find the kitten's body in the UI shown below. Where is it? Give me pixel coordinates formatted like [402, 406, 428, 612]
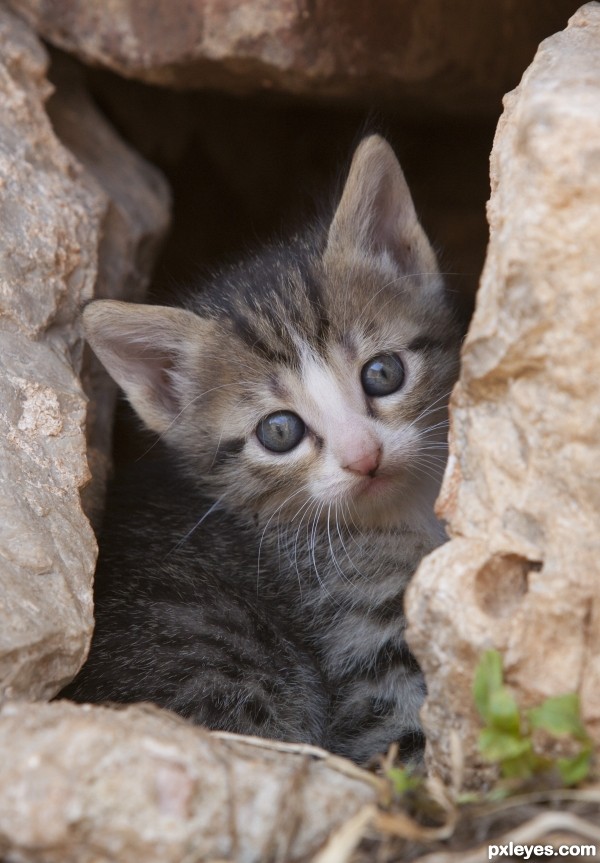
[63, 137, 462, 764]
[69, 459, 328, 746]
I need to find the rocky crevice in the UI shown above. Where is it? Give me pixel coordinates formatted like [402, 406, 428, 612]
[0, 0, 598, 856]
[406, 1, 600, 787]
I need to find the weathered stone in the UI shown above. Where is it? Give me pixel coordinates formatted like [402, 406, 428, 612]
[47, 54, 171, 524]
[0, 7, 170, 704]
[406, 3, 600, 786]
[5, 0, 581, 114]
[0, 701, 378, 863]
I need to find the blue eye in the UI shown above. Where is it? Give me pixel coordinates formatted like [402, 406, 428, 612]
[361, 354, 405, 397]
[256, 411, 306, 453]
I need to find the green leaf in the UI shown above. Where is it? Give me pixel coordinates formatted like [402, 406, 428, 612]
[478, 728, 531, 763]
[488, 687, 521, 735]
[387, 767, 420, 795]
[458, 786, 512, 804]
[528, 693, 588, 740]
[473, 650, 504, 722]
[456, 791, 480, 805]
[499, 749, 546, 780]
[485, 785, 512, 801]
[557, 747, 593, 786]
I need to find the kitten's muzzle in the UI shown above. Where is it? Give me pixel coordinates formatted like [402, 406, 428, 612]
[342, 445, 382, 478]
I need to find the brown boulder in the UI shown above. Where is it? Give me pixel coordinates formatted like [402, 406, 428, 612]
[406, 3, 600, 785]
[5, 0, 581, 114]
[0, 7, 170, 704]
[0, 701, 378, 863]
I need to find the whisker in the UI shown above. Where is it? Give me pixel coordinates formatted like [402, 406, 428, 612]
[256, 485, 310, 594]
[289, 495, 320, 592]
[326, 503, 353, 588]
[308, 500, 340, 604]
[163, 497, 223, 559]
[335, 502, 368, 581]
[406, 461, 445, 486]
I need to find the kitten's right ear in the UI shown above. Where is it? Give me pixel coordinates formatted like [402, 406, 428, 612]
[83, 300, 210, 435]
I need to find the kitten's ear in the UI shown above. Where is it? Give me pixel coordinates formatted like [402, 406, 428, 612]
[83, 300, 210, 435]
[325, 135, 438, 276]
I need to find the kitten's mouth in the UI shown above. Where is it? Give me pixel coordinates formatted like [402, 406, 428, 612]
[355, 474, 392, 497]
[346, 472, 412, 529]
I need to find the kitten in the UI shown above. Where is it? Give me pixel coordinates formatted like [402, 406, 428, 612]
[62, 135, 462, 764]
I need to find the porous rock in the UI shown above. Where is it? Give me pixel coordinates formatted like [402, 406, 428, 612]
[0, 7, 169, 704]
[47, 54, 172, 524]
[406, 3, 600, 785]
[0, 701, 378, 863]
[5, 0, 581, 114]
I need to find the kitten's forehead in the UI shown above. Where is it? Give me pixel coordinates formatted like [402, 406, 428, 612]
[297, 344, 361, 419]
[214, 256, 438, 374]
[206, 255, 321, 368]
[320, 254, 446, 339]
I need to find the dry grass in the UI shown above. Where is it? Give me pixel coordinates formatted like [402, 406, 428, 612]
[339, 776, 600, 863]
[210, 731, 600, 863]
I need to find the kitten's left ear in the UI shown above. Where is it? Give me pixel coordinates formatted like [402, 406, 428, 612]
[325, 135, 439, 278]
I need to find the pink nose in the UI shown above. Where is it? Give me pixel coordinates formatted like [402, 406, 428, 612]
[343, 447, 381, 477]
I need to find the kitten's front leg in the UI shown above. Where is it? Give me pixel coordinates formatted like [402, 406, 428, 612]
[62, 591, 328, 748]
[325, 642, 426, 765]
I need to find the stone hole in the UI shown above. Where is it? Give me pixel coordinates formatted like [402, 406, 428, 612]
[474, 554, 541, 619]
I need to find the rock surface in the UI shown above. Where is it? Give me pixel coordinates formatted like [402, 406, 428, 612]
[47, 54, 171, 524]
[0, 6, 169, 705]
[0, 701, 378, 863]
[5, 0, 581, 114]
[406, 3, 600, 786]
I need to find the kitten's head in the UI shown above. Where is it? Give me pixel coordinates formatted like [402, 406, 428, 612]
[85, 136, 461, 530]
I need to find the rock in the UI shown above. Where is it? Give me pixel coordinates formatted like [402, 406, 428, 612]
[0, 701, 378, 863]
[5, 0, 581, 115]
[406, 3, 600, 786]
[47, 54, 171, 524]
[0, 7, 170, 705]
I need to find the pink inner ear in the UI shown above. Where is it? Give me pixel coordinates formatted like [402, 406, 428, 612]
[154, 355, 180, 412]
[113, 338, 181, 411]
[370, 174, 409, 254]
[326, 136, 422, 270]
[83, 301, 209, 432]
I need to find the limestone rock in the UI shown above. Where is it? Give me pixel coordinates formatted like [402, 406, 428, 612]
[0, 7, 170, 704]
[5, 0, 581, 114]
[406, 3, 600, 785]
[0, 701, 378, 863]
[47, 54, 172, 524]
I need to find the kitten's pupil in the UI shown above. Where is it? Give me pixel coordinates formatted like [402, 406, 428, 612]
[256, 411, 306, 453]
[361, 354, 405, 397]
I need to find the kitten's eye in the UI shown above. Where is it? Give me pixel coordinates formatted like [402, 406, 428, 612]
[361, 353, 405, 397]
[256, 411, 306, 453]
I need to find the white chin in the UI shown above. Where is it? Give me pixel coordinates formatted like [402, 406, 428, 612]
[347, 475, 440, 529]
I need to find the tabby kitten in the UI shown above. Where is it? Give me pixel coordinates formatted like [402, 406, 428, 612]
[62, 135, 462, 764]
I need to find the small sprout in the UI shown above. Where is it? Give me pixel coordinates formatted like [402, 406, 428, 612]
[387, 766, 421, 796]
[486, 686, 521, 736]
[473, 649, 503, 724]
[472, 650, 593, 787]
[478, 728, 530, 763]
[528, 693, 587, 740]
[557, 747, 593, 785]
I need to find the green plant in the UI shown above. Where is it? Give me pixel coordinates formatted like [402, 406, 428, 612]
[473, 650, 593, 785]
[387, 766, 422, 796]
